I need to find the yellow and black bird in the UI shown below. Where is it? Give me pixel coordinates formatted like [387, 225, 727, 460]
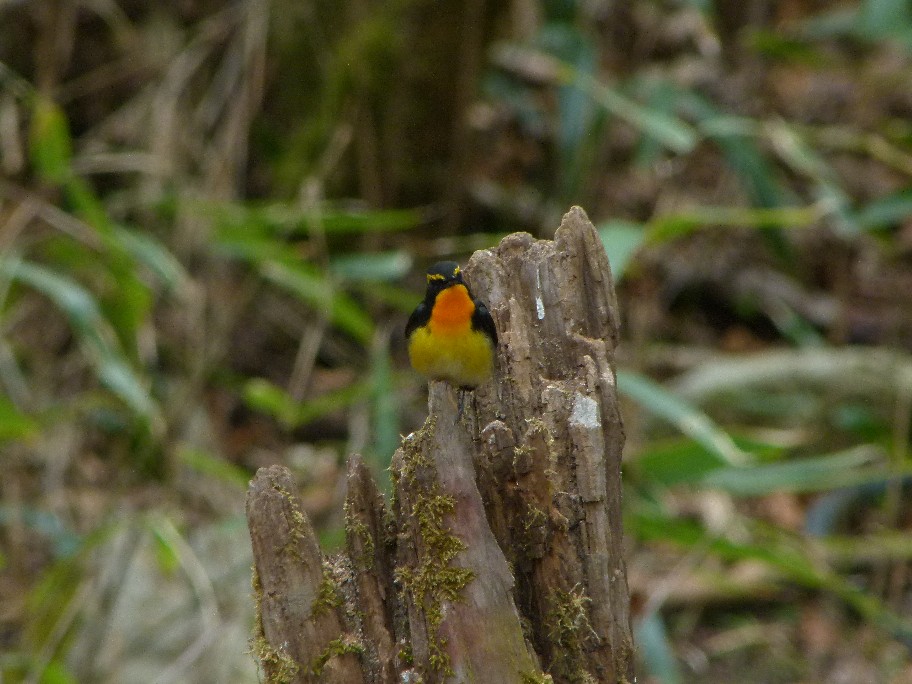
[405, 261, 498, 395]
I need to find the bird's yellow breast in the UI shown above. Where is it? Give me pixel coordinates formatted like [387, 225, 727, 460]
[408, 285, 495, 388]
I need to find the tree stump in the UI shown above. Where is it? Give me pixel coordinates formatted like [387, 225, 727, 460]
[246, 206, 634, 683]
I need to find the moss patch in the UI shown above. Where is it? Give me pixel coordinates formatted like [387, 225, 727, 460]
[394, 417, 476, 676]
[250, 567, 301, 683]
[311, 560, 344, 618]
[270, 480, 313, 562]
[309, 636, 365, 676]
[343, 500, 375, 569]
[546, 584, 597, 684]
[396, 483, 475, 675]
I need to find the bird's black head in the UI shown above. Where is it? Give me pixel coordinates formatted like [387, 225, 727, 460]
[425, 261, 464, 296]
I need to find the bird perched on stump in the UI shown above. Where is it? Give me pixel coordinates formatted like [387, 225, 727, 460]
[405, 261, 498, 412]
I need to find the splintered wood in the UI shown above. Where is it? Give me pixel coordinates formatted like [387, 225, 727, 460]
[246, 206, 634, 683]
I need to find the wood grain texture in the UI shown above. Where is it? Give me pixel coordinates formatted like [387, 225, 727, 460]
[466, 206, 633, 682]
[246, 207, 633, 683]
[247, 465, 365, 683]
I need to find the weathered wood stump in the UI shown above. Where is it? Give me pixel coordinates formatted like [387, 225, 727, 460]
[247, 206, 634, 683]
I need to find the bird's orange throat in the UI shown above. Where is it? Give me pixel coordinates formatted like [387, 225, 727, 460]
[429, 284, 474, 332]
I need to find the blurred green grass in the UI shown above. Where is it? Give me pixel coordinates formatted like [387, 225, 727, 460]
[1, 0, 912, 682]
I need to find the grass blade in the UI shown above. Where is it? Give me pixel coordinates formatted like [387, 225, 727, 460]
[0, 258, 155, 418]
[618, 370, 752, 466]
[700, 446, 891, 496]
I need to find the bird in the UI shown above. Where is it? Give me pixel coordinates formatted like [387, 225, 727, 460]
[405, 261, 498, 414]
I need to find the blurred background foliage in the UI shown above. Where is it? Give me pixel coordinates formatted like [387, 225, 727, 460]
[1, 0, 912, 681]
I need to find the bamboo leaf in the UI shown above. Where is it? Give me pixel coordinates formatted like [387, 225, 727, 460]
[597, 220, 644, 280]
[635, 613, 682, 684]
[853, 189, 912, 230]
[330, 251, 413, 282]
[113, 227, 188, 291]
[29, 98, 72, 183]
[1, 258, 155, 418]
[700, 446, 891, 496]
[551, 60, 698, 154]
[261, 260, 374, 344]
[176, 447, 250, 490]
[618, 370, 752, 466]
[243, 377, 370, 429]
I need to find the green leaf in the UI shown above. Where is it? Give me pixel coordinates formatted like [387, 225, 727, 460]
[749, 30, 826, 65]
[321, 207, 425, 233]
[646, 204, 821, 243]
[330, 251, 413, 282]
[700, 446, 892, 496]
[672, 348, 912, 402]
[537, 23, 600, 198]
[634, 438, 729, 487]
[707, 124, 788, 209]
[597, 220, 644, 280]
[618, 370, 752, 466]
[214, 226, 298, 263]
[553, 62, 697, 154]
[1, 258, 155, 419]
[858, 0, 912, 37]
[261, 260, 374, 344]
[96, 355, 155, 418]
[37, 658, 77, 684]
[29, 98, 72, 183]
[635, 613, 681, 684]
[0, 397, 39, 441]
[767, 123, 857, 234]
[113, 227, 188, 290]
[853, 189, 912, 230]
[26, 521, 119, 647]
[635, 435, 788, 488]
[150, 524, 181, 576]
[63, 175, 112, 234]
[660, 87, 791, 209]
[1, 257, 102, 333]
[176, 446, 250, 490]
[629, 509, 912, 640]
[243, 378, 370, 429]
[242, 378, 301, 427]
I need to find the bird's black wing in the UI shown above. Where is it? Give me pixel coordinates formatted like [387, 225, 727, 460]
[471, 300, 498, 347]
[405, 301, 431, 339]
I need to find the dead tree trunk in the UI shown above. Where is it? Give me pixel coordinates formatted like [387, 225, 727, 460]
[246, 206, 635, 683]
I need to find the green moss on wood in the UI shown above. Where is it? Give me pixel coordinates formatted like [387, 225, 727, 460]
[343, 500, 376, 569]
[309, 636, 364, 676]
[545, 584, 598, 684]
[250, 567, 301, 683]
[394, 416, 476, 677]
[270, 480, 313, 562]
[311, 561, 344, 618]
[523, 504, 548, 530]
[396, 483, 475, 675]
